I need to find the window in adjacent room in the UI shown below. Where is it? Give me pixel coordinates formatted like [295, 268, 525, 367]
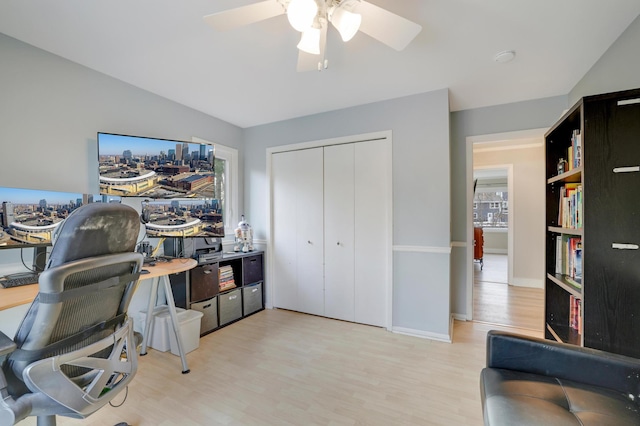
[473, 190, 508, 229]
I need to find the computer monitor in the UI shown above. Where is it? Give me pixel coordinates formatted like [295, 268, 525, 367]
[141, 198, 224, 239]
[97, 132, 215, 199]
[0, 186, 85, 272]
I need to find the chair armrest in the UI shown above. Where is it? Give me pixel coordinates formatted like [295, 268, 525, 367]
[0, 331, 16, 357]
[486, 330, 640, 395]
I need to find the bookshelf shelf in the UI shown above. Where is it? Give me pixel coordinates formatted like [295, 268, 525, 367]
[547, 167, 582, 185]
[544, 88, 640, 358]
[547, 273, 582, 298]
[546, 323, 581, 346]
[547, 226, 583, 236]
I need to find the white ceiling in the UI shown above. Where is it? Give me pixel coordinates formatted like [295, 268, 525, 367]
[1, 0, 639, 128]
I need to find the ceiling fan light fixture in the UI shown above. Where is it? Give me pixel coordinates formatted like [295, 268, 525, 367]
[330, 6, 361, 42]
[287, 0, 318, 32]
[297, 27, 321, 54]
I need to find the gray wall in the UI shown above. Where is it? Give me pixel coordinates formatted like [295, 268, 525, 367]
[0, 33, 243, 268]
[449, 96, 568, 316]
[482, 230, 507, 254]
[243, 89, 453, 338]
[0, 33, 243, 194]
[570, 14, 640, 104]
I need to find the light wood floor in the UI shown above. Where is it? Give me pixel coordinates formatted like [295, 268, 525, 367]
[473, 254, 544, 331]
[20, 309, 542, 426]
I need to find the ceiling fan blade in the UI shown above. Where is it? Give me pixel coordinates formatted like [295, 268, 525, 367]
[297, 24, 328, 72]
[203, 0, 285, 32]
[356, 1, 422, 51]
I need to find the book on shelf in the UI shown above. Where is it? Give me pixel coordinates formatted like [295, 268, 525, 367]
[219, 279, 236, 291]
[571, 129, 582, 169]
[557, 183, 582, 229]
[569, 295, 582, 334]
[573, 244, 582, 283]
[555, 235, 582, 288]
[567, 146, 574, 171]
[219, 265, 236, 291]
[555, 236, 563, 274]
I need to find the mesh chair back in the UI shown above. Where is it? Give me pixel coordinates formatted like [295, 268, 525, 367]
[3, 203, 142, 397]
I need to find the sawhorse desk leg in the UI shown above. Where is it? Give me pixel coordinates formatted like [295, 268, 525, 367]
[140, 275, 190, 374]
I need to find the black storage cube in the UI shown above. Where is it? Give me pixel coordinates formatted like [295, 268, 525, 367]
[218, 289, 242, 326]
[190, 263, 219, 302]
[191, 297, 218, 335]
[242, 254, 263, 284]
[243, 283, 263, 316]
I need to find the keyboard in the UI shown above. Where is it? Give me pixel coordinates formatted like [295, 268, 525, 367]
[0, 272, 39, 288]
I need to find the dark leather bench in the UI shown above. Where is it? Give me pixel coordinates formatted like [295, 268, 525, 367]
[480, 330, 640, 425]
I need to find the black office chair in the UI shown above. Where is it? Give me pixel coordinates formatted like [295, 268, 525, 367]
[0, 202, 144, 426]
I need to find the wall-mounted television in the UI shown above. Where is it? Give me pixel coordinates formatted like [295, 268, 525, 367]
[0, 186, 86, 248]
[97, 132, 215, 199]
[141, 198, 224, 238]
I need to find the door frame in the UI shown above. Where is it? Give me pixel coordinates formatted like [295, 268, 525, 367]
[465, 128, 547, 320]
[266, 130, 393, 330]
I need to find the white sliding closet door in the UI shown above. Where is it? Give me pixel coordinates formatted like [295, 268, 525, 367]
[295, 148, 324, 316]
[354, 139, 390, 327]
[271, 135, 391, 328]
[324, 144, 355, 322]
[272, 151, 299, 311]
[272, 148, 324, 316]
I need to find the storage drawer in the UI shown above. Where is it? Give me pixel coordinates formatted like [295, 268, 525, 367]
[190, 297, 218, 335]
[243, 282, 263, 316]
[190, 263, 219, 302]
[218, 289, 242, 326]
[242, 254, 263, 284]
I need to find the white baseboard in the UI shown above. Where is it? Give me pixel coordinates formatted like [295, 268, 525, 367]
[484, 248, 507, 254]
[392, 326, 452, 343]
[510, 277, 543, 289]
[452, 313, 467, 321]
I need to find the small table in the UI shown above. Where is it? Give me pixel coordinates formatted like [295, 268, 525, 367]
[139, 258, 197, 374]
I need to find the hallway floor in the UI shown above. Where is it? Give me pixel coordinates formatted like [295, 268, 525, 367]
[473, 254, 544, 331]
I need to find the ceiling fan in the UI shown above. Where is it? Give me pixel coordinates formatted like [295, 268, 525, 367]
[203, 0, 422, 72]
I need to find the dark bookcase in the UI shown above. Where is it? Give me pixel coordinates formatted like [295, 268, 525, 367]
[545, 88, 640, 357]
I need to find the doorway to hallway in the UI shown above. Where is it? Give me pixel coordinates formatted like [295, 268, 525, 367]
[466, 129, 547, 332]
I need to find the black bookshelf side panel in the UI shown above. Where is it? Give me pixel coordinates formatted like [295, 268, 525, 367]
[545, 230, 559, 273]
[582, 92, 640, 358]
[545, 277, 573, 342]
[583, 250, 640, 358]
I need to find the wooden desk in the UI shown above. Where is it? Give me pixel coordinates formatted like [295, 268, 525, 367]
[0, 283, 38, 311]
[0, 259, 197, 311]
[0, 258, 198, 373]
[140, 258, 197, 374]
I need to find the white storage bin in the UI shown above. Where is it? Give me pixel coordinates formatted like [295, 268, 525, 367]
[169, 309, 204, 356]
[140, 306, 185, 352]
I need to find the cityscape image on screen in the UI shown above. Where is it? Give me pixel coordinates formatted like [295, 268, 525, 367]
[142, 198, 224, 238]
[98, 133, 215, 199]
[0, 187, 85, 247]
